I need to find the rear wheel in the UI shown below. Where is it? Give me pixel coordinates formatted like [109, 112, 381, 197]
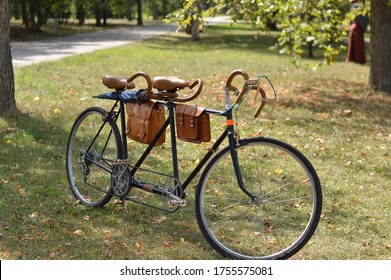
[66, 107, 122, 207]
[195, 137, 322, 259]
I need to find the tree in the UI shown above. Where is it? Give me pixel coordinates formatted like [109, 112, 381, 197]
[369, 0, 391, 93]
[0, 0, 16, 114]
[169, 0, 391, 94]
[137, 0, 143, 25]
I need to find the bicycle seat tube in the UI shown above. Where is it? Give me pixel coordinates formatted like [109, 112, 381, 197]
[167, 102, 179, 179]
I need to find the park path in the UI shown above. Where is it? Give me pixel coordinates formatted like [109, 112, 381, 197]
[11, 23, 177, 67]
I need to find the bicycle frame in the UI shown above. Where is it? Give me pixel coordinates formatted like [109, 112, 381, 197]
[68, 71, 322, 259]
[96, 96, 255, 203]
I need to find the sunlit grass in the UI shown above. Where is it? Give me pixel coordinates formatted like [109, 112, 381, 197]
[1, 24, 390, 260]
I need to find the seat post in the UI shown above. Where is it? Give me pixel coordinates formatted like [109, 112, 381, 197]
[167, 102, 179, 179]
[119, 100, 128, 159]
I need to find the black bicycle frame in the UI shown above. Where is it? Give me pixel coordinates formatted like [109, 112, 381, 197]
[106, 99, 254, 200]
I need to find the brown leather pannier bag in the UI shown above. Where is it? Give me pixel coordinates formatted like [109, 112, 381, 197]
[175, 104, 211, 144]
[126, 100, 165, 146]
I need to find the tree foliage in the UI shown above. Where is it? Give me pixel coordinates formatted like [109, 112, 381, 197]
[168, 0, 370, 68]
[10, 0, 178, 29]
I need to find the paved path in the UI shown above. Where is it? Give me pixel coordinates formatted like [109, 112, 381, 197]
[11, 24, 176, 67]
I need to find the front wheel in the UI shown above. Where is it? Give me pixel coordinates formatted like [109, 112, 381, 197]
[66, 107, 123, 207]
[195, 137, 322, 259]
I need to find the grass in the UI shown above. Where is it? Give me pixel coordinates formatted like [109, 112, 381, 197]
[1, 23, 390, 260]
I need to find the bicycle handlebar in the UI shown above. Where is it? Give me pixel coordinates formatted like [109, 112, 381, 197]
[225, 69, 250, 104]
[127, 71, 153, 99]
[127, 72, 203, 103]
[173, 79, 203, 103]
[225, 69, 277, 118]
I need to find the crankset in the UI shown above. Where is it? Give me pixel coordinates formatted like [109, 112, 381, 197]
[111, 162, 132, 198]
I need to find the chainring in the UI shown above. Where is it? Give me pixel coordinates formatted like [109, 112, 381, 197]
[111, 164, 131, 198]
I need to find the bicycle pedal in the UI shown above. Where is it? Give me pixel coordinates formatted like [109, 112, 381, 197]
[114, 159, 131, 165]
[168, 198, 187, 207]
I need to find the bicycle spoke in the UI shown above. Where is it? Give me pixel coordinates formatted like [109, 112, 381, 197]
[66, 107, 122, 207]
[196, 138, 322, 259]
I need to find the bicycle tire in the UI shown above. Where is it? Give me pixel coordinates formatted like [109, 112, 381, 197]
[195, 137, 322, 259]
[66, 107, 123, 207]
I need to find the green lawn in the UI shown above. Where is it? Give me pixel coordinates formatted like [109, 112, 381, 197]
[1, 24, 390, 260]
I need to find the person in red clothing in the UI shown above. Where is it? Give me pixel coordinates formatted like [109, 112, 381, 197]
[346, 0, 368, 64]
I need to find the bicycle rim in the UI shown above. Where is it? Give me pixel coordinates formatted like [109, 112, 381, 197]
[66, 107, 122, 207]
[195, 137, 322, 259]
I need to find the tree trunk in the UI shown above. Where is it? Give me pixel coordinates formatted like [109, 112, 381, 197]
[370, 0, 391, 94]
[27, 0, 38, 32]
[162, 0, 167, 18]
[137, 0, 143, 26]
[20, 0, 30, 30]
[95, 6, 102, 26]
[0, 0, 16, 114]
[191, 19, 200, 41]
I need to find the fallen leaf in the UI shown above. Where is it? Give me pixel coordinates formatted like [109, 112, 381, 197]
[162, 242, 173, 249]
[153, 216, 167, 224]
[134, 242, 142, 249]
[274, 168, 283, 175]
[362, 240, 373, 247]
[29, 212, 39, 219]
[11, 174, 22, 180]
[43, 218, 53, 225]
[104, 240, 117, 245]
[343, 109, 352, 116]
[73, 230, 85, 236]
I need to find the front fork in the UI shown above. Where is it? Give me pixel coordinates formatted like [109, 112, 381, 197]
[226, 112, 258, 202]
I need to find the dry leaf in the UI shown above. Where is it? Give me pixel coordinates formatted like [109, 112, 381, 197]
[29, 224, 37, 231]
[153, 216, 167, 224]
[362, 240, 373, 247]
[162, 242, 174, 249]
[343, 109, 352, 116]
[73, 230, 85, 236]
[11, 174, 22, 180]
[29, 212, 39, 219]
[274, 168, 283, 175]
[104, 240, 117, 245]
[134, 242, 142, 249]
[103, 230, 112, 238]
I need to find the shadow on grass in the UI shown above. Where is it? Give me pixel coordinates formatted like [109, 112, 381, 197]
[286, 78, 388, 114]
[0, 108, 212, 260]
[146, 26, 280, 56]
